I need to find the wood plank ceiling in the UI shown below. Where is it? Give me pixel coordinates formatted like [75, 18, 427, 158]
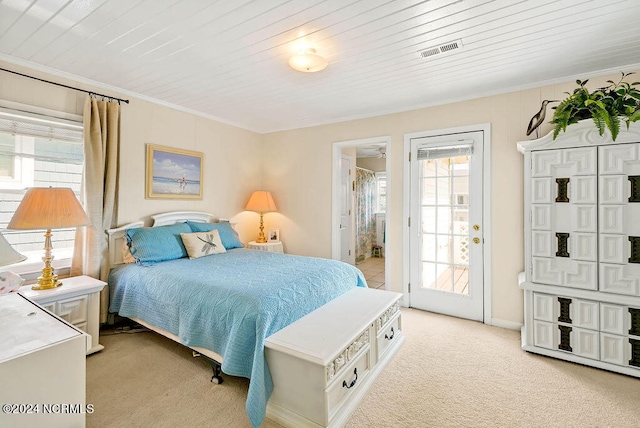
[0, 0, 639, 133]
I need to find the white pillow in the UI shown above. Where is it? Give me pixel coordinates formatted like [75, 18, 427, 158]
[180, 230, 227, 259]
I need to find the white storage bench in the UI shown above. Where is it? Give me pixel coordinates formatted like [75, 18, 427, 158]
[265, 287, 404, 427]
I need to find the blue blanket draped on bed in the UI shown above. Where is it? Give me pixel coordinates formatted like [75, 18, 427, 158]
[109, 249, 367, 427]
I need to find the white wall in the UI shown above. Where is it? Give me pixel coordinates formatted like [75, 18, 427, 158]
[262, 70, 640, 326]
[0, 60, 264, 243]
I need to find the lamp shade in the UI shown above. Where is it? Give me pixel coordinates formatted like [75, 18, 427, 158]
[7, 187, 89, 230]
[0, 233, 26, 267]
[245, 191, 277, 213]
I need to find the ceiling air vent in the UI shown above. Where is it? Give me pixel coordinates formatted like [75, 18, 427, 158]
[418, 39, 463, 59]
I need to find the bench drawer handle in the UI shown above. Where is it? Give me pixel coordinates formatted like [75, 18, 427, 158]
[385, 327, 395, 340]
[342, 368, 358, 389]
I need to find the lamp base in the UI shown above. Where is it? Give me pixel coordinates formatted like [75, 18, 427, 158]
[32, 280, 62, 290]
[32, 251, 62, 290]
[256, 212, 267, 243]
[31, 229, 63, 290]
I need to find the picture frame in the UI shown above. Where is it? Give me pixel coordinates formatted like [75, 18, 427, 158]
[267, 228, 280, 243]
[146, 144, 203, 199]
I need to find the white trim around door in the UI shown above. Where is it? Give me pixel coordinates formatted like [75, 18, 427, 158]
[403, 124, 492, 324]
[332, 136, 391, 290]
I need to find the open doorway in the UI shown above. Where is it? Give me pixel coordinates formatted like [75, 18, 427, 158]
[332, 136, 391, 291]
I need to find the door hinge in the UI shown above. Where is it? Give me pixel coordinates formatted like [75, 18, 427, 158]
[408, 217, 411, 227]
[408, 282, 411, 293]
[409, 151, 411, 162]
[352, 181, 355, 191]
[349, 250, 351, 255]
[349, 209, 351, 215]
[349, 168, 351, 176]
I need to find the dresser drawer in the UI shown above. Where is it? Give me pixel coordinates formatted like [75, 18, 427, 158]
[376, 312, 401, 361]
[325, 345, 371, 421]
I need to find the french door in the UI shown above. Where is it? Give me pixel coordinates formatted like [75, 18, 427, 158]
[409, 131, 484, 321]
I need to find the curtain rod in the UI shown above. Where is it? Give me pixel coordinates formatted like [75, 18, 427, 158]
[0, 67, 130, 104]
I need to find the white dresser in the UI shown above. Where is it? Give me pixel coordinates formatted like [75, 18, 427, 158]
[518, 120, 640, 376]
[0, 293, 87, 428]
[265, 287, 403, 427]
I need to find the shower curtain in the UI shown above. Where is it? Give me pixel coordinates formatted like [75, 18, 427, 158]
[356, 167, 377, 260]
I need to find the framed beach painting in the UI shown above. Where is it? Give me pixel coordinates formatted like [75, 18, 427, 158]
[146, 144, 203, 199]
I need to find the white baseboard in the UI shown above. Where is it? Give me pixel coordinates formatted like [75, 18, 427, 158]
[490, 318, 522, 331]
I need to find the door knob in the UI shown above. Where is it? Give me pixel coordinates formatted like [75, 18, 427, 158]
[473, 237, 480, 244]
[473, 224, 480, 231]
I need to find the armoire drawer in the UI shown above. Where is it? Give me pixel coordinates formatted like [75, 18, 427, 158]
[601, 303, 640, 336]
[533, 293, 599, 329]
[600, 332, 640, 369]
[533, 320, 599, 360]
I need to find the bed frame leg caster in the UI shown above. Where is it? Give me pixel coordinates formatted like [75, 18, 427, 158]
[192, 350, 224, 384]
[211, 363, 223, 384]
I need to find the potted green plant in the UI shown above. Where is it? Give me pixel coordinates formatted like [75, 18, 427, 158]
[551, 72, 640, 141]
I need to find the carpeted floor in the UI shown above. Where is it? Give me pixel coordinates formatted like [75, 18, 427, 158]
[87, 308, 640, 427]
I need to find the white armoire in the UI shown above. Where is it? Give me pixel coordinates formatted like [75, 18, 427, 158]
[518, 119, 640, 377]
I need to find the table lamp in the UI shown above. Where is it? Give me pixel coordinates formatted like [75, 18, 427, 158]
[0, 233, 27, 294]
[245, 191, 277, 243]
[8, 187, 89, 290]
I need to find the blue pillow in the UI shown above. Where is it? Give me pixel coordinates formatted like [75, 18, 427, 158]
[125, 222, 191, 263]
[187, 221, 244, 249]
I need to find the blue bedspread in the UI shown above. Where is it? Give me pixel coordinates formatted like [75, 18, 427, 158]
[109, 249, 367, 427]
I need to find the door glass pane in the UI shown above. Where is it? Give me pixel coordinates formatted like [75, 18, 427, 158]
[452, 265, 469, 294]
[436, 177, 451, 204]
[436, 235, 451, 263]
[422, 262, 437, 289]
[419, 154, 471, 295]
[452, 156, 470, 176]
[453, 235, 469, 266]
[421, 234, 436, 260]
[421, 177, 436, 204]
[421, 207, 436, 234]
[437, 207, 451, 234]
[435, 264, 453, 292]
[436, 158, 449, 176]
[423, 159, 437, 177]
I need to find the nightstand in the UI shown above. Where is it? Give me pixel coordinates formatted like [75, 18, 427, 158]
[248, 241, 284, 254]
[19, 275, 107, 355]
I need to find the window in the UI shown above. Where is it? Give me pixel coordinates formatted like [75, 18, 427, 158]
[0, 108, 83, 258]
[376, 172, 386, 213]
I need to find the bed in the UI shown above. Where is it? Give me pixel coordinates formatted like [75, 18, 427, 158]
[106, 211, 369, 427]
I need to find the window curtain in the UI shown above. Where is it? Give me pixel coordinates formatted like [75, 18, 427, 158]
[355, 167, 377, 260]
[71, 96, 120, 323]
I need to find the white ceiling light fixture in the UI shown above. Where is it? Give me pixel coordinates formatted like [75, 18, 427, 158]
[288, 48, 328, 73]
